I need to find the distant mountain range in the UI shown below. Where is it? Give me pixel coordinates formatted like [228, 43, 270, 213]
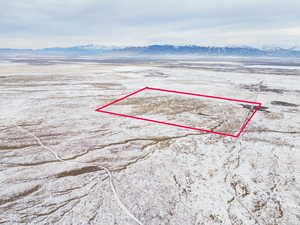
[1, 44, 300, 58]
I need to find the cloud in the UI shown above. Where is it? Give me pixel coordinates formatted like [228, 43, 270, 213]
[1, 0, 300, 48]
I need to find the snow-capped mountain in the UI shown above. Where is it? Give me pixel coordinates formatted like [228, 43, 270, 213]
[1, 44, 300, 57]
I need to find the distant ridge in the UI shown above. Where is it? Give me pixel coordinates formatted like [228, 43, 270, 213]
[1, 44, 300, 58]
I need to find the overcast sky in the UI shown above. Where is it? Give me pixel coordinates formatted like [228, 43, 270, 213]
[1, 0, 300, 48]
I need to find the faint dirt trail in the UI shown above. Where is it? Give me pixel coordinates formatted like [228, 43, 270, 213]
[15, 124, 145, 225]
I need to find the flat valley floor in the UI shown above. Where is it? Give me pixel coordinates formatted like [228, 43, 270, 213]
[0, 55, 300, 225]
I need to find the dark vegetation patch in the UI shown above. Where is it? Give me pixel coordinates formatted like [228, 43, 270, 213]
[144, 71, 168, 78]
[240, 104, 270, 113]
[92, 82, 124, 90]
[241, 84, 284, 94]
[0, 144, 37, 150]
[0, 185, 41, 206]
[271, 101, 298, 107]
[55, 166, 101, 178]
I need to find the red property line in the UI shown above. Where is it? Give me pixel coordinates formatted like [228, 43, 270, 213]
[95, 87, 262, 138]
[96, 109, 237, 137]
[236, 104, 261, 137]
[147, 87, 261, 105]
[97, 87, 147, 110]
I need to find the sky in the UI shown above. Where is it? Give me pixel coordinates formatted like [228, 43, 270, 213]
[1, 0, 300, 49]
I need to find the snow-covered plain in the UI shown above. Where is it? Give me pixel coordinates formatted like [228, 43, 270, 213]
[0, 55, 300, 225]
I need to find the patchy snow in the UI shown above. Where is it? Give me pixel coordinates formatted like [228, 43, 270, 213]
[0, 56, 299, 225]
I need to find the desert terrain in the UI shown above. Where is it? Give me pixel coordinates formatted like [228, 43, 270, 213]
[0, 55, 300, 225]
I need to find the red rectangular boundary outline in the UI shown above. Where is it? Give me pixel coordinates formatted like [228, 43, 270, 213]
[95, 87, 262, 138]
